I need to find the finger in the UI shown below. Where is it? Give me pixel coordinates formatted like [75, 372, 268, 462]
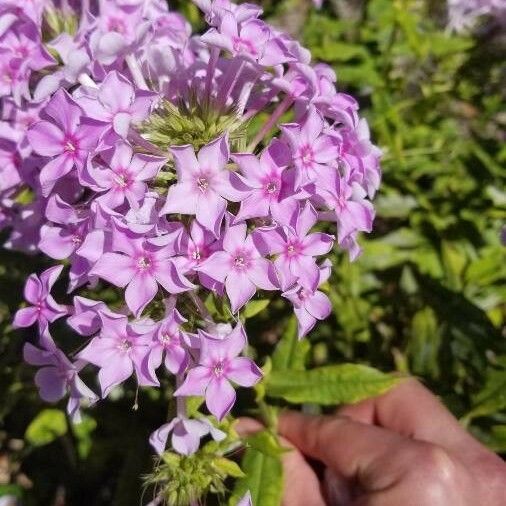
[279, 411, 412, 489]
[323, 468, 353, 506]
[337, 379, 482, 457]
[236, 418, 327, 506]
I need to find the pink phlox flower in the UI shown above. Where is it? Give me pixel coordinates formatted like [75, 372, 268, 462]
[149, 416, 226, 456]
[197, 221, 279, 312]
[145, 308, 191, 381]
[27, 89, 106, 196]
[13, 265, 68, 331]
[77, 71, 156, 138]
[90, 0, 150, 65]
[39, 195, 94, 261]
[23, 338, 98, 422]
[283, 259, 332, 338]
[260, 202, 334, 291]
[193, 0, 263, 27]
[281, 106, 340, 189]
[201, 12, 291, 67]
[91, 220, 194, 316]
[318, 166, 375, 261]
[232, 138, 298, 225]
[81, 141, 165, 209]
[67, 296, 110, 336]
[175, 323, 262, 420]
[77, 311, 156, 397]
[160, 134, 249, 238]
[0, 136, 21, 192]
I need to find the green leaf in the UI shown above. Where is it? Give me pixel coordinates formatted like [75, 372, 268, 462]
[271, 316, 309, 372]
[246, 430, 286, 459]
[25, 409, 67, 447]
[462, 360, 506, 423]
[230, 431, 283, 506]
[212, 457, 245, 478]
[266, 364, 402, 405]
[72, 415, 97, 459]
[243, 299, 270, 319]
[407, 307, 441, 379]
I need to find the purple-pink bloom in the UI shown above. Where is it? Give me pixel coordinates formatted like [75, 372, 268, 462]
[237, 492, 253, 506]
[201, 12, 290, 67]
[27, 89, 105, 195]
[160, 135, 247, 237]
[283, 260, 332, 338]
[81, 141, 165, 209]
[197, 221, 278, 312]
[175, 324, 262, 420]
[77, 71, 155, 138]
[23, 339, 98, 422]
[145, 308, 190, 380]
[232, 139, 297, 224]
[149, 416, 225, 456]
[77, 311, 155, 397]
[91, 222, 194, 316]
[261, 202, 334, 291]
[281, 106, 340, 189]
[13, 265, 68, 331]
[318, 167, 375, 260]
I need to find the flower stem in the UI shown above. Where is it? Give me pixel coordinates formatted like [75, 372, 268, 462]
[176, 374, 186, 418]
[247, 95, 293, 152]
[188, 291, 214, 329]
[126, 54, 149, 90]
[78, 73, 98, 88]
[216, 57, 246, 113]
[204, 47, 220, 101]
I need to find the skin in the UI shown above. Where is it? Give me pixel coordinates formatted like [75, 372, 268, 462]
[238, 379, 506, 506]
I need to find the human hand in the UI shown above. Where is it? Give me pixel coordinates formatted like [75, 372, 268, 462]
[268, 379, 506, 505]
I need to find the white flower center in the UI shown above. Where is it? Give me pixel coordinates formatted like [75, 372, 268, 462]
[197, 177, 209, 193]
[118, 339, 132, 352]
[137, 256, 151, 269]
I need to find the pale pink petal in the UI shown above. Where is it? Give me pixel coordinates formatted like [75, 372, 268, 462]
[160, 182, 198, 216]
[197, 251, 232, 283]
[91, 253, 136, 287]
[35, 367, 66, 402]
[125, 272, 158, 316]
[226, 272, 256, 312]
[174, 366, 211, 396]
[196, 191, 226, 237]
[206, 376, 236, 420]
[305, 291, 331, 320]
[98, 357, 134, 397]
[301, 232, 334, 256]
[170, 144, 199, 179]
[248, 258, 278, 290]
[197, 134, 229, 172]
[227, 357, 262, 387]
[27, 121, 64, 156]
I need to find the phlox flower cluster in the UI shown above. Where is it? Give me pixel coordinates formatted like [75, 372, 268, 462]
[1, 0, 381, 466]
[447, 0, 506, 31]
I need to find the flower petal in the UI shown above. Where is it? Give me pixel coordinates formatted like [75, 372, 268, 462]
[206, 377, 236, 420]
[227, 357, 262, 387]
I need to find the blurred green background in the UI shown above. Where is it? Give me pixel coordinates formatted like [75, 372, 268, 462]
[0, 0, 505, 503]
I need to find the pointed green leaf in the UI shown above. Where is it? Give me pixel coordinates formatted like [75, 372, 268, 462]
[212, 457, 245, 478]
[271, 316, 309, 372]
[230, 431, 283, 506]
[243, 299, 270, 319]
[266, 364, 402, 405]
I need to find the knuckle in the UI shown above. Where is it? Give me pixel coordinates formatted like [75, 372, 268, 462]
[415, 443, 458, 483]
